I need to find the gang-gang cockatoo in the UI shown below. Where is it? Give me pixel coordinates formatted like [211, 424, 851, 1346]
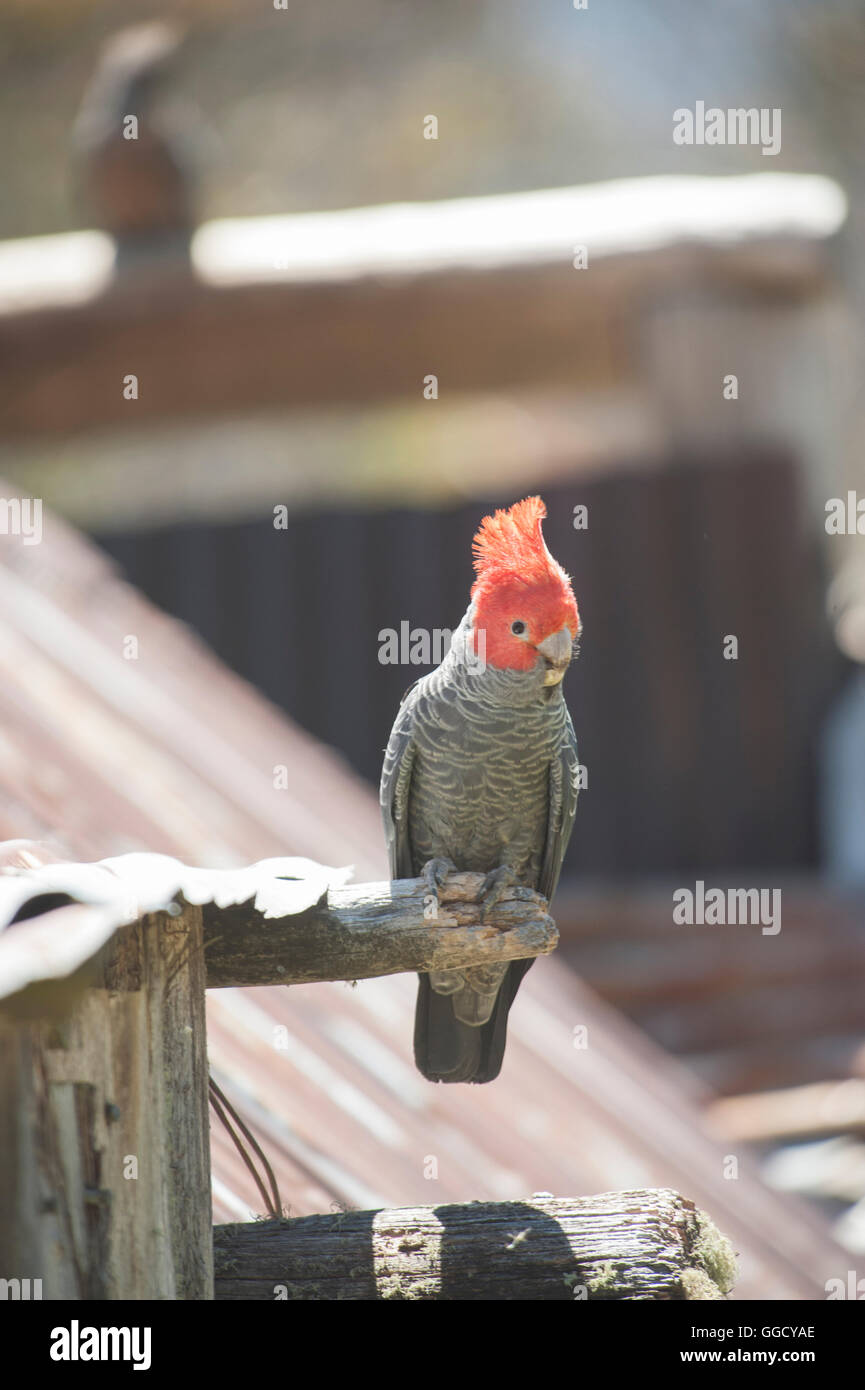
[380, 496, 581, 1082]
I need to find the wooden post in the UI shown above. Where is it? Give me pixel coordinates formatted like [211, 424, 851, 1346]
[0, 904, 211, 1299]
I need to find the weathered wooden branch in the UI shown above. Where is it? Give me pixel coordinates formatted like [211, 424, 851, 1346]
[203, 873, 557, 989]
[213, 1188, 737, 1301]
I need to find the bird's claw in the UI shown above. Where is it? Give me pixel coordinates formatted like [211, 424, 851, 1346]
[477, 865, 518, 922]
[422, 856, 457, 902]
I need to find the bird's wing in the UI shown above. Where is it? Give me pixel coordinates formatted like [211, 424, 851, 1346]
[379, 679, 422, 881]
[539, 705, 580, 904]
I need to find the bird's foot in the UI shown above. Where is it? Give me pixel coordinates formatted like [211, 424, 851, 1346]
[477, 864, 519, 922]
[422, 856, 457, 903]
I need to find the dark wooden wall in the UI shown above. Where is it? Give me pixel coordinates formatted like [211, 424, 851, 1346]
[95, 452, 840, 878]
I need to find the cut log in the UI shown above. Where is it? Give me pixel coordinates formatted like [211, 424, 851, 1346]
[213, 1188, 737, 1301]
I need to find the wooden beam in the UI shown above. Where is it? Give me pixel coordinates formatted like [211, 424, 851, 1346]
[213, 1188, 737, 1301]
[202, 872, 557, 989]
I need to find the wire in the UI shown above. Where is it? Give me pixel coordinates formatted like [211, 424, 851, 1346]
[208, 1074, 282, 1220]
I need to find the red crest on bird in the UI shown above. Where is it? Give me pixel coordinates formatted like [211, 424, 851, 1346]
[469, 497, 580, 671]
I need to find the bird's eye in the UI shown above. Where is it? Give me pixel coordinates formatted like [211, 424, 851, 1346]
[511, 620, 526, 635]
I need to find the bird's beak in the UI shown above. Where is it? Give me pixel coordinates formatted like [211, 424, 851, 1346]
[536, 625, 573, 685]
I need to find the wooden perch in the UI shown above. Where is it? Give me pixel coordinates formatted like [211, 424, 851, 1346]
[213, 1188, 737, 1301]
[203, 872, 557, 989]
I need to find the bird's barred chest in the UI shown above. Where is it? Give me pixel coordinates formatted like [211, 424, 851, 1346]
[405, 682, 568, 884]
